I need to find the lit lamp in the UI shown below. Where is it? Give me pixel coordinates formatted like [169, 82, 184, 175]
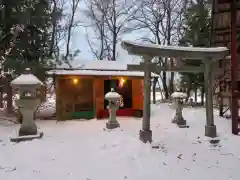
[72, 78, 79, 85]
[119, 78, 125, 87]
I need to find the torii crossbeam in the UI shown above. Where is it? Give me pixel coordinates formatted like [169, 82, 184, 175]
[121, 40, 229, 143]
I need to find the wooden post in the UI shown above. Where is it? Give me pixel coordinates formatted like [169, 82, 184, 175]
[204, 60, 217, 137]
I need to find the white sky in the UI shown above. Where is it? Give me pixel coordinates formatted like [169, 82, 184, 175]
[67, 0, 144, 63]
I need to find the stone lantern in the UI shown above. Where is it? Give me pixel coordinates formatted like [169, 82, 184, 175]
[105, 88, 121, 129]
[10, 68, 43, 142]
[171, 91, 189, 128]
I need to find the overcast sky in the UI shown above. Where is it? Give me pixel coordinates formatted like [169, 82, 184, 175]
[66, 0, 147, 63]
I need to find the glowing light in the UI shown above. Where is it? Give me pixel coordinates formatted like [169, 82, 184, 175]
[119, 78, 125, 87]
[72, 78, 79, 85]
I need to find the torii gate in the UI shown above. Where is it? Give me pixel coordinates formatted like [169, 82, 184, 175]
[121, 40, 229, 143]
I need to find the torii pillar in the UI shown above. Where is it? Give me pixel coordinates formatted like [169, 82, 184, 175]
[204, 60, 216, 137]
[140, 56, 152, 143]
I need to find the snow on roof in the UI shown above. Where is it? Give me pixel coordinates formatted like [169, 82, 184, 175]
[75, 60, 134, 70]
[49, 60, 158, 77]
[47, 69, 158, 77]
[121, 40, 229, 59]
[56, 60, 83, 69]
[122, 40, 228, 52]
[11, 74, 43, 86]
[56, 59, 142, 70]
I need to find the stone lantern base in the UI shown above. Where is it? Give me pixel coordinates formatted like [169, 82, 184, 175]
[106, 121, 120, 129]
[172, 118, 177, 124]
[139, 130, 152, 143]
[10, 132, 43, 143]
[19, 123, 38, 136]
[177, 119, 189, 128]
[172, 110, 189, 128]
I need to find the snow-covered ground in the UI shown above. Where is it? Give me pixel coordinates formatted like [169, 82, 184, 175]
[0, 104, 240, 180]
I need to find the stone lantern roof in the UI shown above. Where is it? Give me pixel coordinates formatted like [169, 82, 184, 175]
[105, 88, 121, 101]
[11, 68, 43, 87]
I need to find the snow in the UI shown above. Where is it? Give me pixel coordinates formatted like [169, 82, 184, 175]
[171, 92, 187, 99]
[56, 59, 135, 70]
[122, 40, 229, 53]
[47, 69, 158, 77]
[49, 60, 159, 77]
[105, 89, 121, 101]
[0, 104, 240, 180]
[35, 94, 56, 119]
[11, 74, 43, 86]
[77, 60, 131, 70]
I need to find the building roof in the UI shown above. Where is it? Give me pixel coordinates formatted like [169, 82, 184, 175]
[48, 60, 158, 77]
[48, 69, 158, 77]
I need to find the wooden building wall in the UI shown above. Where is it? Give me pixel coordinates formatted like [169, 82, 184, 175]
[94, 78, 104, 114]
[55, 75, 144, 120]
[132, 79, 144, 110]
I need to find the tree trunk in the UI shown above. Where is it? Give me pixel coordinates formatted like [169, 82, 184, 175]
[219, 81, 224, 116]
[194, 85, 198, 102]
[185, 82, 191, 102]
[162, 71, 169, 99]
[200, 85, 204, 106]
[6, 74, 13, 115]
[152, 77, 158, 104]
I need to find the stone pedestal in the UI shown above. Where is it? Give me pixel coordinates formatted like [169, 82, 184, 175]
[18, 109, 37, 136]
[177, 119, 189, 128]
[171, 92, 189, 128]
[172, 106, 189, 128]
[105, 89, 121, 129]
[139, 129, 152, 143]
[106, 107, 120, 129]
[106, 121, 120, 129]
[10, 132, 43, 143]
[205, 125, 217, 138]
[172, 118, 177, 124]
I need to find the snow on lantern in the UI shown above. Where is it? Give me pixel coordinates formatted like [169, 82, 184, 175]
[105, 88, 121, 129]
[171, 91, 189, 128]
[10, 68, 43, 142]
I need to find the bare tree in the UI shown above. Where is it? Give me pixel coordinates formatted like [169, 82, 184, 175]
[49, 0, 66, 65]
[84, 0, 108, 60]
[84, 0, 139, 60]
[133, 0, 188, 99]
[62, 0, 82, 67]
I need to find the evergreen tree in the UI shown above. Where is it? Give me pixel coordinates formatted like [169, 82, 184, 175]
[0, 0, 53, 80]
[179, 0, 211, 101]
